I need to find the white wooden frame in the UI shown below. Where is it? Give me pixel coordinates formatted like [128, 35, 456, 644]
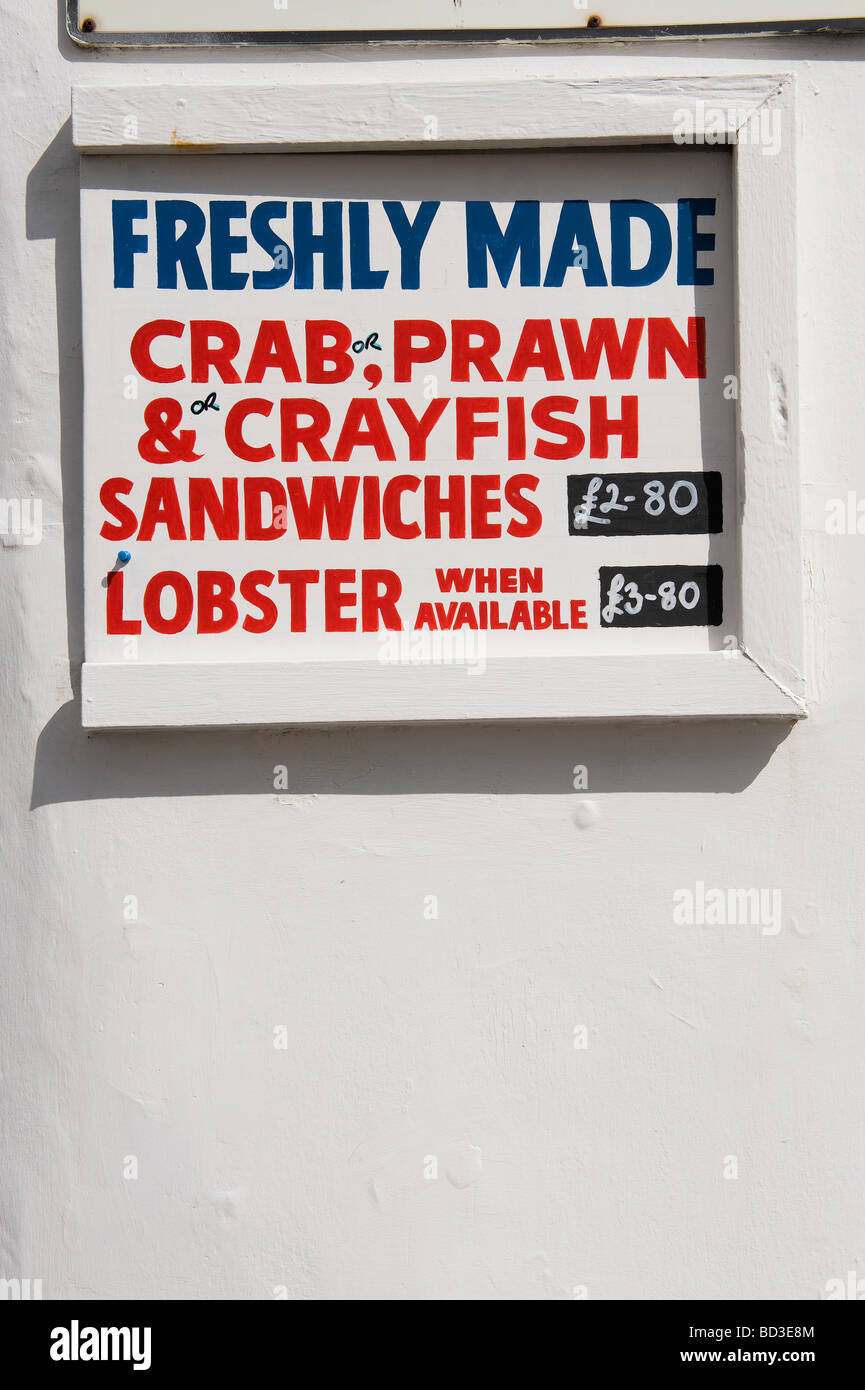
[73, 74, 805, 727]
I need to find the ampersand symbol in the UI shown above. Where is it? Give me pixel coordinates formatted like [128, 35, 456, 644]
[138, 398, 203, 465]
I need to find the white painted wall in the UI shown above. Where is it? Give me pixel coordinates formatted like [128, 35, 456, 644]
[1, 5, 862, 1301]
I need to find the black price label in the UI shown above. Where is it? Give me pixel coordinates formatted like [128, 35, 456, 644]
[599, 565, 723, 628]
[568, 471, 722, 536]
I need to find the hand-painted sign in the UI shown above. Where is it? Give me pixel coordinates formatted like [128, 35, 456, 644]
[69, 1, 865, 41]
[81, 147, 737, 704]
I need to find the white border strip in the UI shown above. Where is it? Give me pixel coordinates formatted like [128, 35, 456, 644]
[82, 654, 801, 729]
[74, 75, 784, 153]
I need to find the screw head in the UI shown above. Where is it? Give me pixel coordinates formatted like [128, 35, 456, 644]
[81, 17, 95, 33]
[587, 14, 602, 27]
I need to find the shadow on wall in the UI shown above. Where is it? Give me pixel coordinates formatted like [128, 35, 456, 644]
[30, 703, 795, 806]
[27, 120, 84, 671]
[26, 118, 795, 809]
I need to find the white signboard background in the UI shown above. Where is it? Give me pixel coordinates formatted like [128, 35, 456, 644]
[80, 2, 865, 33]
[82, 148, 735, 668]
